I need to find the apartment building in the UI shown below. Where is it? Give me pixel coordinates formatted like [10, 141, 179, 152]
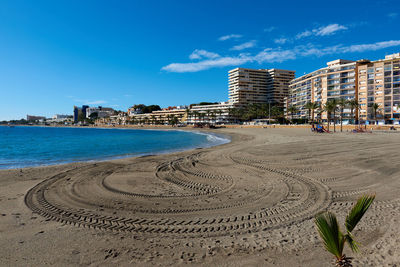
[228, 68, 295, 106]
[266, 69, 296, 104]
[357, 53, 400, 122]
[286, 53, 400, 124]
[287, 59, 356, 120]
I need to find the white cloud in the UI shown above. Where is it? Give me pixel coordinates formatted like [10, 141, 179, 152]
[274, 38, 288, 44]
[84, 100, 107, 105]
[231, 40, 256, 51]
[296, 23, 347, 39]
[316, 24, 347, 36]
[295, 30, 312, 39]
[388, 12, 398, 18]
[162, 55, 251, 73]
[339, 40, 400, 53]
[189, 49, 220, 60]
[254, 49, 296, 63]
[264, 26, 276, 32]
[162, 39, 400, 73]
[218, 34, 242, 41]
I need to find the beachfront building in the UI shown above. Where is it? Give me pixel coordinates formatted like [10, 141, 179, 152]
[357, 53, 400, 123]
[73, 105, 89, 123]
[286, 59, 356, 121]
[228, 68, 295, 106]
[285, 53, 400, 124]
[187, 102, 233, 124]
[86, 106, 115, 119]
[128, 106, 188, 125]
[26, 115, 46, 122]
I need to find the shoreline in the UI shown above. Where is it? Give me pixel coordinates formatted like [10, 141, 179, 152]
[0, 127, 399, 266]
[0, 126, 232, 171]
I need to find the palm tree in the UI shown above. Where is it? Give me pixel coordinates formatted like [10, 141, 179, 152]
[206, 110, 212, 123]
[305, 102, 319, 124]
[287, 105, 298, 124]
[192, 111, 199, 124]
[217, 109, 223, 123]
[324, 100, 337, 132]
[331, 99, 339, 132]
[371, 103, 380, 124]
[315, 194, 375, 267]
[348, 99, 359, 125]
[337, 98, 347, 132]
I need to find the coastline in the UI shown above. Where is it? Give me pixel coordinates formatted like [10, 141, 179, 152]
[0, 127, 399, 266]
[0, 126, 231, 170]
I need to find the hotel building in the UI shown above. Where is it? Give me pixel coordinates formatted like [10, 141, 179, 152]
[286, 53, 400, 124]
[228, 68, 295, 106]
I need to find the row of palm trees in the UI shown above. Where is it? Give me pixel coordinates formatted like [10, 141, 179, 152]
[186, 104, 284, 124]
[288, 98, 381, 132]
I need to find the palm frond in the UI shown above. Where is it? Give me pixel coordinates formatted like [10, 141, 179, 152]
[344, 232, 359, 253]
[315, 211, 344, 258]
[345, 194, 375, 233]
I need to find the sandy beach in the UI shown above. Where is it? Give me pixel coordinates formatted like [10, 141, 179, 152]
[1, 127, 399, 266]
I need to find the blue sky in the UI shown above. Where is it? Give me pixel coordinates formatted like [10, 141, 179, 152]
[0, 0, 399, 120]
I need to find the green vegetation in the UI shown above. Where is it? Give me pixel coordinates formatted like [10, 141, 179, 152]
[228, 103, 285, 123]
[315, 194, 375, 267]
[190, 102, 219, 106]
[371, 103, 380, 122]
[0, 119, 29, 125]
[132, 104, 161, 114]
[304, 102, 319, 123]
[287, 105, 298, 123]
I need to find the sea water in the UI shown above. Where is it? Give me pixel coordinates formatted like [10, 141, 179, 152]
[0, 126, 230, 169]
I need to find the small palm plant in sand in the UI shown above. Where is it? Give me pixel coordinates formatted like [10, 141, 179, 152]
[315, 194, 375, 267]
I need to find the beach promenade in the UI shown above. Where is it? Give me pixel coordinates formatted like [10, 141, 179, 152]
[0, 128, 399, 266]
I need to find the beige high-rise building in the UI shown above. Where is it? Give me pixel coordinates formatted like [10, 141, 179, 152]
[228, 67, 295, 106]
[287, 59, 356, 120]
[266, 69, 296, 104]
[357, 53, 400, 122]
[285, 53, 400, 124]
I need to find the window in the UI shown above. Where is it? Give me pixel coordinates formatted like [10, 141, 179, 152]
[376, 67, 383, 72]
[367, 68, 374, 73]
[368, 74, 374, 79]
[385, 77, 392, 83]
[384, 65, 392, 71]
[385, 71, 392, 76]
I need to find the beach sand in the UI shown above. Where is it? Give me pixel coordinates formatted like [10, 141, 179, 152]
[0, 128, 399, 266]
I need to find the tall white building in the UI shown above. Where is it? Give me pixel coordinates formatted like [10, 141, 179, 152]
[228, 68, 295, 106]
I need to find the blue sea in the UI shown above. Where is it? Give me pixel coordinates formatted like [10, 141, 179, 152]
[0, 126, 230, 169]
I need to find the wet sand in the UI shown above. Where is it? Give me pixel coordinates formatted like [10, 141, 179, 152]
[0, 128, 399, 266]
